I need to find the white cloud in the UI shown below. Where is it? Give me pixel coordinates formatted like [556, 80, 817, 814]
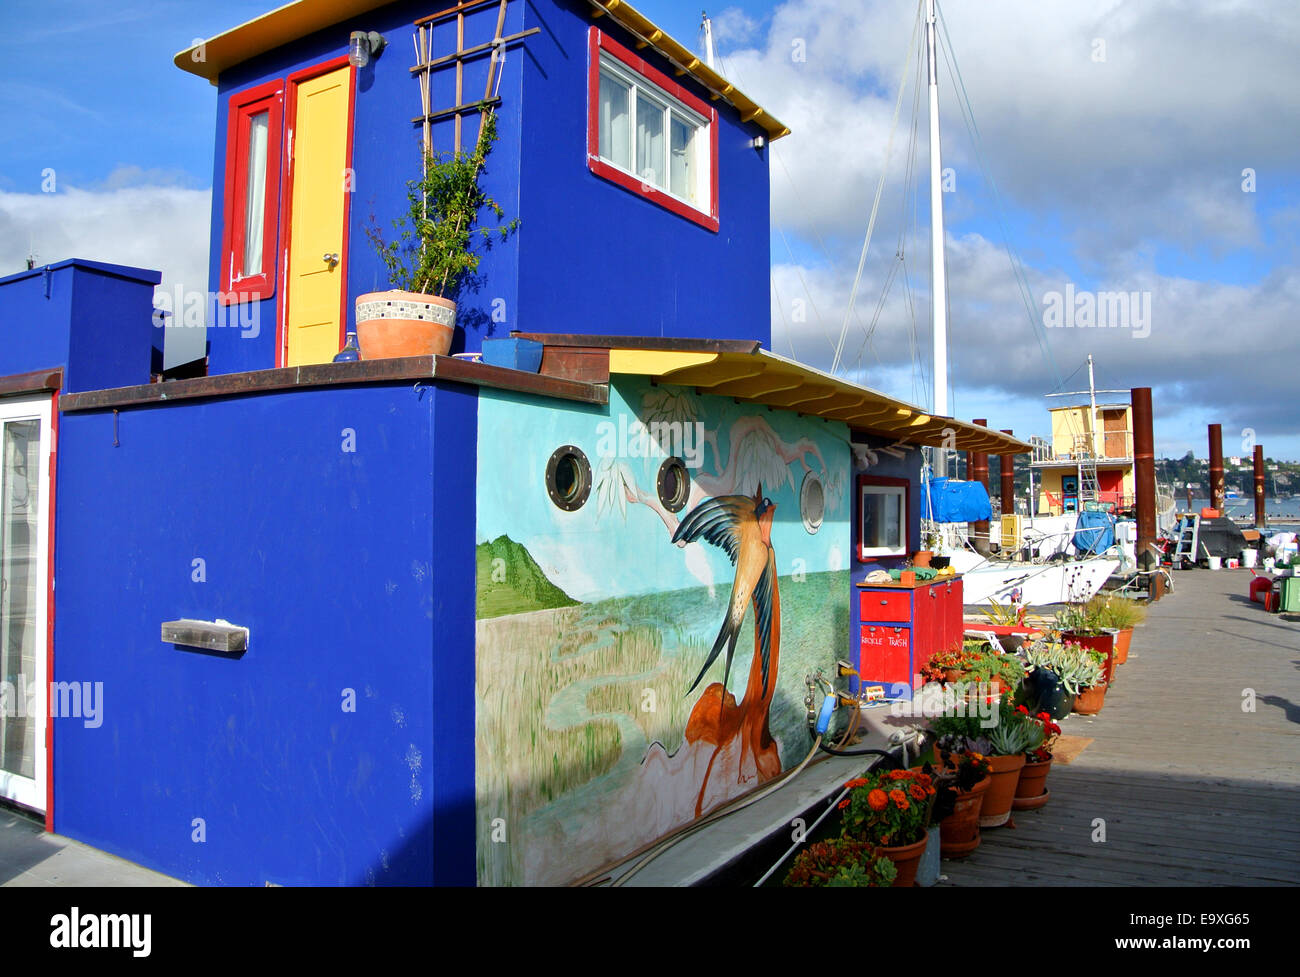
[0, 177, 210, 368]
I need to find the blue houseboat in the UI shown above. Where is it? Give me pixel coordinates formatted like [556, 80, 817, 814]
[0, 0, 1026, 885]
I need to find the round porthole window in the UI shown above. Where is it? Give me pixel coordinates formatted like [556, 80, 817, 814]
[547, 445, 592, 511]
[800, 470, 825, 534]
[657, 457, 691, 513]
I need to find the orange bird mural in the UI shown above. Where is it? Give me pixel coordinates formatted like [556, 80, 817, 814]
[671, 486, 782, 813]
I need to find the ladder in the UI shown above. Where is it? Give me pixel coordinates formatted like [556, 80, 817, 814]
[1074, 434, 1100, 505]
[1172, 514, 1201, 569]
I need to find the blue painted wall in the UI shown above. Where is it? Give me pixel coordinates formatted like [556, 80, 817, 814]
[52, 380, 477, 884]
[516, 0, 773, 342]
[0, 259, 159, 392]
[201, 0, 772, 374]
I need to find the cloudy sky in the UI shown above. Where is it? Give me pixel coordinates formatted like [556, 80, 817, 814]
[2, 0, 1297, 459]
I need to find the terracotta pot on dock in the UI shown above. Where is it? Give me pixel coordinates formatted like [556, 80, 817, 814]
[939, 775, 991, 857]
[877, 835, 929, 887]
[1073, 683, 1107, 715]
[1113, 628, 1133, 666]
[912, 550, 933, 569]
[978, 754, 1026, 828]
[1012, 758, 1052, 810]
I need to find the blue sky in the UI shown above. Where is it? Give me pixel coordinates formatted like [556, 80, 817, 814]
[2, 0, 1297, 461]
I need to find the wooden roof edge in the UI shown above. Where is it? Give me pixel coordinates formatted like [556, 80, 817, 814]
[510, 333, 762, 355]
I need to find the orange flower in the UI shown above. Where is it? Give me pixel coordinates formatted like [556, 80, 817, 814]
[894, 796, 910, 811]
[889, 788, 907, 804]
[889, 769, 910, 781]
[908, 783, 926, 800]
[838, 798, 850, 810]
[867, 789, 889, 811]
[844, 778, 870, 790]
[915, 773, 932, 787]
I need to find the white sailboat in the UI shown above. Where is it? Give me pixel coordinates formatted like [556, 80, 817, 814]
[912, 0, 1118, 606]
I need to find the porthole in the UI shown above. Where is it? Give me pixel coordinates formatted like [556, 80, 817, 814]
[657, 457, 691, 513]
[800, 470, 825, 534]
[546, 445, 591, 511]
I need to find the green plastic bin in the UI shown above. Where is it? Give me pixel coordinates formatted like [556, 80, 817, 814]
[1281, 576, 1300, 613]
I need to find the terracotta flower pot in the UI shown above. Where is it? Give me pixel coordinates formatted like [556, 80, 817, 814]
[939, 775, 990, 858]
[1012, 757, 1052, 810]
[978, 754, 1026, 828]
[355, 290, 455, 359]
[1113, 628, 1133, 665]
[912, 550, 933, 569]
[943, 668, 966, 685]
[876, 835, 929, 887]
[1073, 683, 1107, 715]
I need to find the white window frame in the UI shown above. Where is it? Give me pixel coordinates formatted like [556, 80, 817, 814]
[859, 482, 908, 559]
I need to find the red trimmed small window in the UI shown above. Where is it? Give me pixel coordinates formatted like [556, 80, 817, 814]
[587, 27, 718, 232]
[219, 80, 283, 303]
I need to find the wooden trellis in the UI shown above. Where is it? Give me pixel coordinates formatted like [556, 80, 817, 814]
[411, 0, 539, 158]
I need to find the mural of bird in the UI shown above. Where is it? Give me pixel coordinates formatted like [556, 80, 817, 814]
[671, 486, 778, 701]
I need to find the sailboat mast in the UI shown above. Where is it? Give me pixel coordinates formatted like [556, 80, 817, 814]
[926, 0, 949, 475]
[1088, 353, 1099, 456]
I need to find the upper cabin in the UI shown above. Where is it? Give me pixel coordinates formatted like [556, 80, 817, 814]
[1030, 401, 1136, 515]
[176, 0, 788, 375]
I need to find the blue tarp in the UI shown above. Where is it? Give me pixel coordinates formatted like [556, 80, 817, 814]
[923, 477, 992, 523]
[1073, 510, 1116, 555]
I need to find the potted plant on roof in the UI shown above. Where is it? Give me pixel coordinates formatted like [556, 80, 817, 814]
[360, 106, 518, 360]
[838, 769, 935, 887]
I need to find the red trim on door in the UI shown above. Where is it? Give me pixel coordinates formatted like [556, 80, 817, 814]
[275, 55, 356, 368]
[44, 393, 59, 830]
[587, 27, 720, 232]
[219, 79, 284, 304]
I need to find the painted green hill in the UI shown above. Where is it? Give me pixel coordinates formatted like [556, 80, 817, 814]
[476, 535, 580, 619]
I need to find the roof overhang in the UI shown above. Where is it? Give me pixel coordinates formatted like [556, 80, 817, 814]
[173, 0, 790, 142]
[586, 0, 790, 141]
[512, 334, 1031, 455]
[175, 0, 401, 84]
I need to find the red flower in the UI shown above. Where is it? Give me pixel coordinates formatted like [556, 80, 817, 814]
[889, 769, 910, 781]
[908, 783, 926, 800]
[838, 798, 851, 810]
[889, 788, 907, 805]
[867, 789, 888, 811]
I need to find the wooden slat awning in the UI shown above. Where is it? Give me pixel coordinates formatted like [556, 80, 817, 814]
[512, 333, 1031, 454]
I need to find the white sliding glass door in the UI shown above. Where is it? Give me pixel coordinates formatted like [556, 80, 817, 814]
[0, 396, 52, 813]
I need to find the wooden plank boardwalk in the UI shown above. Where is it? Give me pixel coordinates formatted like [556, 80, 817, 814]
[942, 569, 1300, 886]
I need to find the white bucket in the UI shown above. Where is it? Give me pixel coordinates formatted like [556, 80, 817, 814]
[1241, 549, 1258, 569]
[1208, 555, 1222, 570]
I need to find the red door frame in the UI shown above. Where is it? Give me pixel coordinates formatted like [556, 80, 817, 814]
[275, 56, 357, 368]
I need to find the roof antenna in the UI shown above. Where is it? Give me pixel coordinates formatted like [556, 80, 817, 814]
[700, 11, 716, 69]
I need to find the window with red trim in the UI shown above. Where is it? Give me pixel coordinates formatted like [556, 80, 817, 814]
[587, 28, 718, 232]
[219, 80, 283, 303]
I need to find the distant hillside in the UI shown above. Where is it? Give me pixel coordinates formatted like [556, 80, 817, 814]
[476, 535, 580, 619]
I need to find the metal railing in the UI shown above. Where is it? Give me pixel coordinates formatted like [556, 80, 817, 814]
[1031, 430, 1134, 463]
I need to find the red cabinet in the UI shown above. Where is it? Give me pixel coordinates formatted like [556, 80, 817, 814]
[857, 577, 964, 693]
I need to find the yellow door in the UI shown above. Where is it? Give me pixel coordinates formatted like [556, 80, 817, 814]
[286, 66, 350, 366]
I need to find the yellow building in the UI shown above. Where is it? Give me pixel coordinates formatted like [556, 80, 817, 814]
[1029, 402, 1135, 516]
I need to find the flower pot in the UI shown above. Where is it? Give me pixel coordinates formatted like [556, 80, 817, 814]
[1021, 667, 1073, 720]
[1073, 683, 1107, 715]
[978, 754, 1026, 828]
[1113, 627, 1133, 665]
[876, 835, 929, 887]
[912, 550, 933, 569]
[1012, 757, 1052, 810]
[1062, 629, 1117, 686]
[943, 668, 966, 685]
[939, 775, 990, 858]
[355, 290, 455, 359]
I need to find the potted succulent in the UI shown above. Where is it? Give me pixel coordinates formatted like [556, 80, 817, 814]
[1025, 640, 1106, 715]
[360, 106, 518, 360]
[1012, 706, 1061, 810]
[838, 770, 936, 887]
[1085, 594, 1146, 665]
[1054, 601, 1119, 685]
[783, 838, 897, 887]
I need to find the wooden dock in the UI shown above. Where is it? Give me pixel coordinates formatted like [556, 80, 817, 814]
[942, 568, 1300, 886]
